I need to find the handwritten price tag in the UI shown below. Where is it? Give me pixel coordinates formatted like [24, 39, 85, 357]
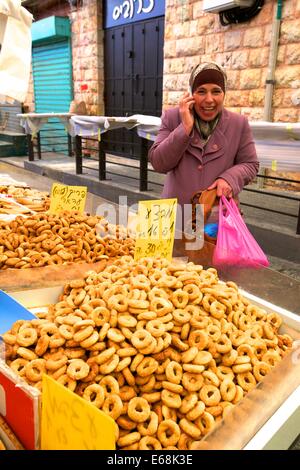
[41, 375, 116, 450]
[49, 183, 87, 214]
[271, 160, 277, 171]
[134, 198, 177, 261]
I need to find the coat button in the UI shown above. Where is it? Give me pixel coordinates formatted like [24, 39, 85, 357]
[213, 144, 218, 149]
[197, 164, 202, 170]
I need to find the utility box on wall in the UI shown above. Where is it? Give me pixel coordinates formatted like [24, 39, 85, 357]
[203, 0, 255, 13]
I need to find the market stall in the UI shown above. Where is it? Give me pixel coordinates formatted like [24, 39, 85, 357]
[0, 173, 299, 451]
[0, 238, 299, 450]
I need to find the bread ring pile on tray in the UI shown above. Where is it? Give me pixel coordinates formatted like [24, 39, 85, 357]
[0, 211, 135, 270]
[0, 186, 50, 213]
[0, 198, 32, 215]
[1, 256, 293, 450]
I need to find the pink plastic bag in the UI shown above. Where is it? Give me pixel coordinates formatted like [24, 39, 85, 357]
[213, 196, 269, 267]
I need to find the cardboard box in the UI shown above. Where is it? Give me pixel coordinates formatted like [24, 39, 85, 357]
[0, 362, 39, 449]
[0, 290, 40, 449]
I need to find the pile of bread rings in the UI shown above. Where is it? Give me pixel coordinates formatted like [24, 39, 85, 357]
[0, 211, 135, 269]
[2, 256, 293, 450]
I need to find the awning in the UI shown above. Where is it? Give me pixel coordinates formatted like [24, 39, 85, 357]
[0, 0, 33, 103]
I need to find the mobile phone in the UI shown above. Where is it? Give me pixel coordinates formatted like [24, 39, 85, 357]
[188, 86, 194, 111]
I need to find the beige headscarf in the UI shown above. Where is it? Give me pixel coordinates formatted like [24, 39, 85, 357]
[189, 62, 227, 94]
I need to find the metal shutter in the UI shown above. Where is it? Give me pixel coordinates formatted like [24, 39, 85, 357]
[32, 39, 73, 153]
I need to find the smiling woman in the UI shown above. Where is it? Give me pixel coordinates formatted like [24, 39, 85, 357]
[148, 61, 259, 206]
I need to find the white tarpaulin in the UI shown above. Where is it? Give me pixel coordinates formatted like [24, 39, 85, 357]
[70, 115, 300, 142]
[70, 114, 161, 140]
[0, 0, 33, 103]
[249, 121, 300, 141]
[69, 114, 300, 172]
[17, 112, 300, 172]
[17, 112, 74, 135]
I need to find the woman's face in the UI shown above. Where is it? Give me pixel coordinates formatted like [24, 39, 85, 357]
[192, 83, 224, 121]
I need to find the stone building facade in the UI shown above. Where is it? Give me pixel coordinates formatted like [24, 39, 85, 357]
[163, 0, 300, 123]
[24, 0, 300, 123]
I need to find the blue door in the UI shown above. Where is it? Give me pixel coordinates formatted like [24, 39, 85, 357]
[32, 38, 73, 153]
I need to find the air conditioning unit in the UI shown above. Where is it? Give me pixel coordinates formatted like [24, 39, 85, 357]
[203, 0, 255, 13]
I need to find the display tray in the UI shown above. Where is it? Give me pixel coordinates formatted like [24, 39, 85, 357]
[193, 290, 300, 450]
[3, 280, 300, 450]
[173, 238, 300, 314]
[0, 258, 112, 291]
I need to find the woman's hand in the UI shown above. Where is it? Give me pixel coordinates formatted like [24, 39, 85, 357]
[207, 178, 233, 198]
[179, 92, 195, 136]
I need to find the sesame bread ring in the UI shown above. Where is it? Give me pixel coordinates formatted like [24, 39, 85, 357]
[165, 361, 183, 385]
[157, 420, 181, 447]
[128, 397, 151, 423]
[199, 385, 221, 406]
[253, 361, 271, 382]
[137, 411, 158, 436]
[139, 436, 162, 450]
[83, 384, 105, 408]
[25, 358, 46, 382]
[67, 359, 90, 380]
[102, 393, 123, 420]
[56, 374, 77, 392]
[16, 328, 37, 347]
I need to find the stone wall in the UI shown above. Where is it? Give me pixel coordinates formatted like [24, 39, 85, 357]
[164, 0, 300, 122]
[71, 0, 104, 115]
[24, 0, 104, 116]
[24, 0, 300, 122]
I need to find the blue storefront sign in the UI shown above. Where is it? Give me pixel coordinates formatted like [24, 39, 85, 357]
[104, 0, 165, 28]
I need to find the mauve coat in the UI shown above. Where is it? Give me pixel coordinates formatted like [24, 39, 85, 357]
[149, 107, 259, 205]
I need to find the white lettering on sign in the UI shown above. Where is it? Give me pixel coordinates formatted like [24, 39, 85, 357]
[142, 0, 154, 13]
[112, 0, 155, 21]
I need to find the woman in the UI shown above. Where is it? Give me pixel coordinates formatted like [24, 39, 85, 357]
[149, 62, 259, 206]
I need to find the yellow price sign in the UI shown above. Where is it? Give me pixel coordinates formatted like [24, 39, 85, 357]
[271, 160, 277, 171]
[134, 198, 177, 261]
[49, 183, 87, 214]
[286, 124, 296, 139]
[41, 375, 116, 450]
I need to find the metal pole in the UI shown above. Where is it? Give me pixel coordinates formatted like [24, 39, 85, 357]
[75, 135, 82, 174]
[263, 1, 282, 121]
[98, 139, 106, 180]
[37, 132, 42, 159]
[140, 137, 148, 191]
[297, 203, 300, 235]
[26, 134, 34, 161]
[67, 134, 72, 157]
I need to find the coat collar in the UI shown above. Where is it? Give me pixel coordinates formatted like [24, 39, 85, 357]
[189, 108, 230, 161]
